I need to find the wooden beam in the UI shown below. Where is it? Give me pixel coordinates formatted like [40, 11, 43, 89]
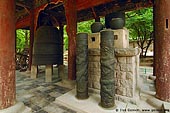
[91, 7, 100, 22]
[16, 2, 31, 9]
[16, 16, 31, 29]
[97, 2, 153, 16]
[76, 0, 113, 11]
[16, 0, 112, 29]
[16, 0, 152, 29]
[16, 2, 31, 14]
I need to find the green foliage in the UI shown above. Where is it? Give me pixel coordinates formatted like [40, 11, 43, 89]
[77, 18, 105, 33]
[64, 26, 68, 50]
[64, 19, 95, 50]
[77, 20, 95, 33]
[125, 8, 153, 57]
[64, 18, 105, 50]
[126, 8, 153, 41]
[16, 8, 152, 55]
[16, 29, 30, 53]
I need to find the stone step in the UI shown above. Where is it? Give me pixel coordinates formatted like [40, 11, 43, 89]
[22, 107, 32, 113]
[149, 84, 156, 92]
[139, 89, 155, 101]
[163, 103, 170, 113]
[146, 97, 164, 109]
[0, 102, 32, 113]
[148, 75, 156, 81]
[147, 79, 155, 84]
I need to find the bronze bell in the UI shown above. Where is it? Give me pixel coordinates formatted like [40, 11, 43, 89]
[32, 26, 63, 65]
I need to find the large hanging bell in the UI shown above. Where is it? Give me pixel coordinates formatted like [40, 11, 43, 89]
[32, 26, 63, 65]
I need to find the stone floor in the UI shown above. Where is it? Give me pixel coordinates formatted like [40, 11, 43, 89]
[16, 69, 77, 113]
[16, 66, 170, 113]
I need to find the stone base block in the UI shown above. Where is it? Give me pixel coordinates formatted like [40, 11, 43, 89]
[31, 65, 38, 79]
[113, 28, 129, 48]
[163, 103, 170, 113]
[45, 65, 53, 82]
[115, 94, 139, 105]
[0, 102, 32, 113]
[88, 33, 100, 49]
[89, 88, 139, 105]
[58, 79, 76, 89]
[146, 97, 164, 109]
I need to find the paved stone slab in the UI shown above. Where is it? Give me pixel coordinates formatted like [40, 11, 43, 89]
[16, 69, 74, 113]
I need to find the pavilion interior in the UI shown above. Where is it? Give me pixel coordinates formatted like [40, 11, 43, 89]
[0, 0, 169, 113]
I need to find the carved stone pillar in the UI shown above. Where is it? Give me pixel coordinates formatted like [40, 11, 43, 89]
[100, 30, 115, 108]
[76, 33, 89, 99]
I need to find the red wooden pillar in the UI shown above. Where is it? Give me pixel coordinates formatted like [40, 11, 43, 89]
[154, 0, 170, 102]
[28, 10, 35, 70]
[0, 1, 16, 109]
[64, 0, 77, 80]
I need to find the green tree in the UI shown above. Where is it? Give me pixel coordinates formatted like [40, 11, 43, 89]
[126, 8, 153, 57]
[64, 20, 95, 50]
[77, 20, 95, 33]
[64, 18, 105, 50]
[16, 29, 30, 53]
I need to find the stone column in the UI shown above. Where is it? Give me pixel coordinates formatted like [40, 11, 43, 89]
[0, 1, 16, 109]
[76, 33, 89, 99]
[154, 0, 170, 102]
[100, 30, 115, 108]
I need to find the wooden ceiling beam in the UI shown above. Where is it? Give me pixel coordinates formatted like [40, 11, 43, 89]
[16, 2, 31, 9]
[16, 2, 31, 14]
[16, 15, 31, 29]
[76, 0, 113, 11]
[16, 0, 153, 29]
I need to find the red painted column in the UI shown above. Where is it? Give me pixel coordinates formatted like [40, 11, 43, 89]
[154, 0, 170, 102]
[65, 0, 77, 80]
[28, 10, 35, 70]
[0, 1, 16, 109]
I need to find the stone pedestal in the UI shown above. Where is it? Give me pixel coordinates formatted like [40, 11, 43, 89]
[31, 65, 38, 79]
[88, 28, 129, 49]
[114, 48, 140, 98]
[88, 48, 140, 103]
[58, 65, 65, 78]
[88, 33, 101, 49]
[113, 28, 129, 48]
[31, 65, 54, 82]
[88, 33, 101, 89]
[88, 28, 139, 104]
[45, 65, 53, 82]
[88, 49, 101, 89]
